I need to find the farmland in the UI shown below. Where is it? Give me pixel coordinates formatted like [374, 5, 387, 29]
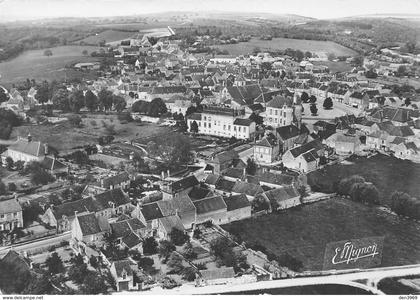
[307, 154, 420, 206]
[76, 30, 135, 45]
[223, 197, 420, 271]
[0, 45, 101, 86]
[214, 37, 357, 56]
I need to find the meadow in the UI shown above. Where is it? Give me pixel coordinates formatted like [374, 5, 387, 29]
[223, 197, 420, 271]
[215, 37, 357, 56]
[76, 30, 135, 45]
[0, 45, 101, 86]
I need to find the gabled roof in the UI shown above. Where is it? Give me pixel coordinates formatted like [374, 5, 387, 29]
[94, 188, 130, 208]
[222, 168, 244, 180]
[223, 193, 250, 211]
[263, 185, 299, 203]
[77, 213, 102, 236]
[215, 178, 236, 192]
[193, 195, 227, 214]
[277, 124, 308, 141]
[289, 139, 323, 158]
[159, 215, 185, 233]
[0, 199, 22, 214]
[40, 157, 67, 171]
[113, 260, 134, 277]
[141, 202, 164, 221]
[101, 172, 130, 188]
[257, 172, 295, 186]
[52, 197, 96, 220]
[232, 181, 264, 197]
[233, 118, 254, 126]
[122, 232, 142, 249]
[211, 150, 238, 164]
[266, 95, 292, 108]
[157, 193, 196, 215]
[188, 186, 213, 201]
[205, 174, 221, 186]
[171, 175, 199, 194]
[8, 138, 45, 157]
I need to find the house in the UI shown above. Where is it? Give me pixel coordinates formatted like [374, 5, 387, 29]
[345, 91, 369, 110]
[193, 195, 228, 225]
[282, 140, 324, 173]
[161, 175, 200, 199]
[100, 172, 130, 190]
[71, 213, 110, 246]
[110, 217, 146, 250]
[223, 193, 251, 222]
[276, 124, 309, 153]
[254, 172, 295, 189]
[156, 215, 185, 240]
[204, 174, 221, 189]
[157, 193, 197, 229]
[208, 150, 238, 174]
[263, 96, 294, 128]
[326, 133, 362, 155]
[0, 199, 23, 231]
[39, 157, 68, 177]
[214, 177, 236, 195]
[197, 267, 235, 286]
[187, 107, 256, 140]
[221, 167, 245, 182]
[256, 186, 300, 211]
[1, 134, 47, 165]
[254, 134, 279, 164]
[110, 260, 138, 292]
[231, 181, 264, 201]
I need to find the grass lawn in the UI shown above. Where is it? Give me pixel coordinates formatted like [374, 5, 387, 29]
[222, 197, 420, 271]
[214, 38, 357, 56]
[307, 154, 420, 206]
[0, 45, 101, 86]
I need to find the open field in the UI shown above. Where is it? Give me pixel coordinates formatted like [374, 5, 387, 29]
[307, 154, 420, 206]
[214, 38, 358, 56]
[312, 61, 353, 73]
[0, 46, 101, 86]
[10, 117, 173, 153]
[301, 101, 360, 123]
[223, 197, 420, 271]
[76, 30, 135, 45]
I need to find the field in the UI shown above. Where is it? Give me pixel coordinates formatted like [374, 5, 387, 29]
[307, 154, 420, 206]
[223, 197, 420, 271]
[10, 116, 173, 153]
[214, 38, 358, 56]
[312, 61, 353, 73]
[0, 45, 101, 86]
[76, 30, 135, 45]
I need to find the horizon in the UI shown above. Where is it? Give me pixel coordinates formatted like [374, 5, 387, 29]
[1, 0, 420, 22]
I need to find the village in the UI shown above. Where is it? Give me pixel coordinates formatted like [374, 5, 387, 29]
[1, 26, 420, 295]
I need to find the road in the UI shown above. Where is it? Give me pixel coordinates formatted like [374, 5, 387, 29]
[0, 231, 71, 257]
[127, 264, 420, 295]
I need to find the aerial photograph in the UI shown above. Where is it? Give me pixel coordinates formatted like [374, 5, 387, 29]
[0, 0, 420, 297]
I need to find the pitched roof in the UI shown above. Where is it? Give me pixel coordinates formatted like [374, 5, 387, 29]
[77, 213, 102, 236]
[113, 260, 134, 277]
[222, 168, 244, 180]
[40, 157, 67, 171]
[232, 181, 264, 197]
[200, 267, 235, 280]
[122, 232, 142, 249]
[215, 178, 236, 192]
[101, 172, 130, 188]
[52, 197, 96, 220]
[171, 176, 199, 194]
[277, 125, 309, 141]
[0, 199, 22, 214]
[266, 95, 292, 108]
[188, 186, 213, 201]
[256, 135, 277, 148]
[263, 186, 299, 203]
[193, 195, 227, 214]
[289, 139, 323, 158]
[141, 202, 164, 221]
[94, 188, 130, 208]
[233, 118, 254, 126]
[8, 138, 45, 157]
[159, 215, 185, 233]
[257, 172, 294, 186]
[157, 194, 196, 216]
[211, 150, 238, 164]
[110, 221, 133, 239]
[205, 174, 221, 185]
[223, 193, 250, 211]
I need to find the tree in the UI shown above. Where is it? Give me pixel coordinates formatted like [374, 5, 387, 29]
[167, 252, 184, 273]
[98, 88, 114, 111]
[80, 272, 108, 294]
[8, 182, 17, 192]
[349, 182, 380, 205]
[397, 65, 407, 77]
[85, 90, 98, 112]
[143, 237, 158, 255]
[277, 252, 304, 272]
[185, 106, 197, 117]
[45, 252, 65, 274]
[149, 98, 167, 117]
[44, 49, 53, 57]
[82, 49, 89, 56]
[0, 180, 6, 196]
[70, 150, 90, 166]
[309, 95, 317, 104]
[35, 81, 51, 105]
[249, 112, 263, 125]
[169, 228, 189, 246]
[310, 104, 318, 116]
[112, 95, 126, 112]
[190, 120, 198, 133]
[182, 241, 197, 260]
[390, 191, 411, 215]
[323, 97, 333, 110]
[246, 158, 257, 175]
[22, 202, 43, 226]
[68, 114, 82, 127]
[337, 175, 365, 196]
[405, 98, 411, 107]
[300, 92, 309, 103]
[89, 256, 99, 269]
[52, 88, 70, 111]
[182, 267, 197, 281]
[158, 240, 176, 262]
[0, 88, 9, 103]
[5, 156, 14, 170]
[327, 52, 336, 61]
[68, 89, 85, 113]
[68, 262, 88, 284]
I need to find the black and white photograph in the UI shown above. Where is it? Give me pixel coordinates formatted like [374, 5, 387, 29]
[0, 0, 420, 297]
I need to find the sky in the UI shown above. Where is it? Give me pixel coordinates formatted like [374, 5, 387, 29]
[0, 0, 420, 21]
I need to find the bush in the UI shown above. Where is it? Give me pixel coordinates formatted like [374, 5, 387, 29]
[169, 228, 190, 246]
[277, 252, 304, 272]
[143, 237, 158, 255]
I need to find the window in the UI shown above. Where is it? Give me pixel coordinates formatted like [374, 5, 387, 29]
[0, 214, 4, 219]
[14, 213, 17, 218]
[284, 112, 286, 118]
[233, 126, 236, 131]
[223, 125, 226, 130]
[269, 109, 272, 115]
[228, 125, 231, 131]
[214, 121, 216, 126]
[274, 118, 277, 123]
[274, 110, 278, 115]
[238, 127, 241, 132]
[204, 116, 207, 121]
[204, 122, 206, 128]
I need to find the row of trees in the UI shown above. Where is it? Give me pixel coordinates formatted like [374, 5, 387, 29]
[0, 109, 22, 139]
[390, 191, 420, 220]
[336, 175, 380, 205]
[132, 98, 167, 117]
[52, 88, 126, 113]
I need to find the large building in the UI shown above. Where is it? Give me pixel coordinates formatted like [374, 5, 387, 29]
[263, 96, 294, 128]
[0, 199, 23, 231]
[187, 107, 256, 140]
[1, 134, 47, 165]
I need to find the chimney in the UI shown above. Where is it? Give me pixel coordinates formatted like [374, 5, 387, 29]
[44, 143, 49, 155]
[27, 132, 32, 142]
